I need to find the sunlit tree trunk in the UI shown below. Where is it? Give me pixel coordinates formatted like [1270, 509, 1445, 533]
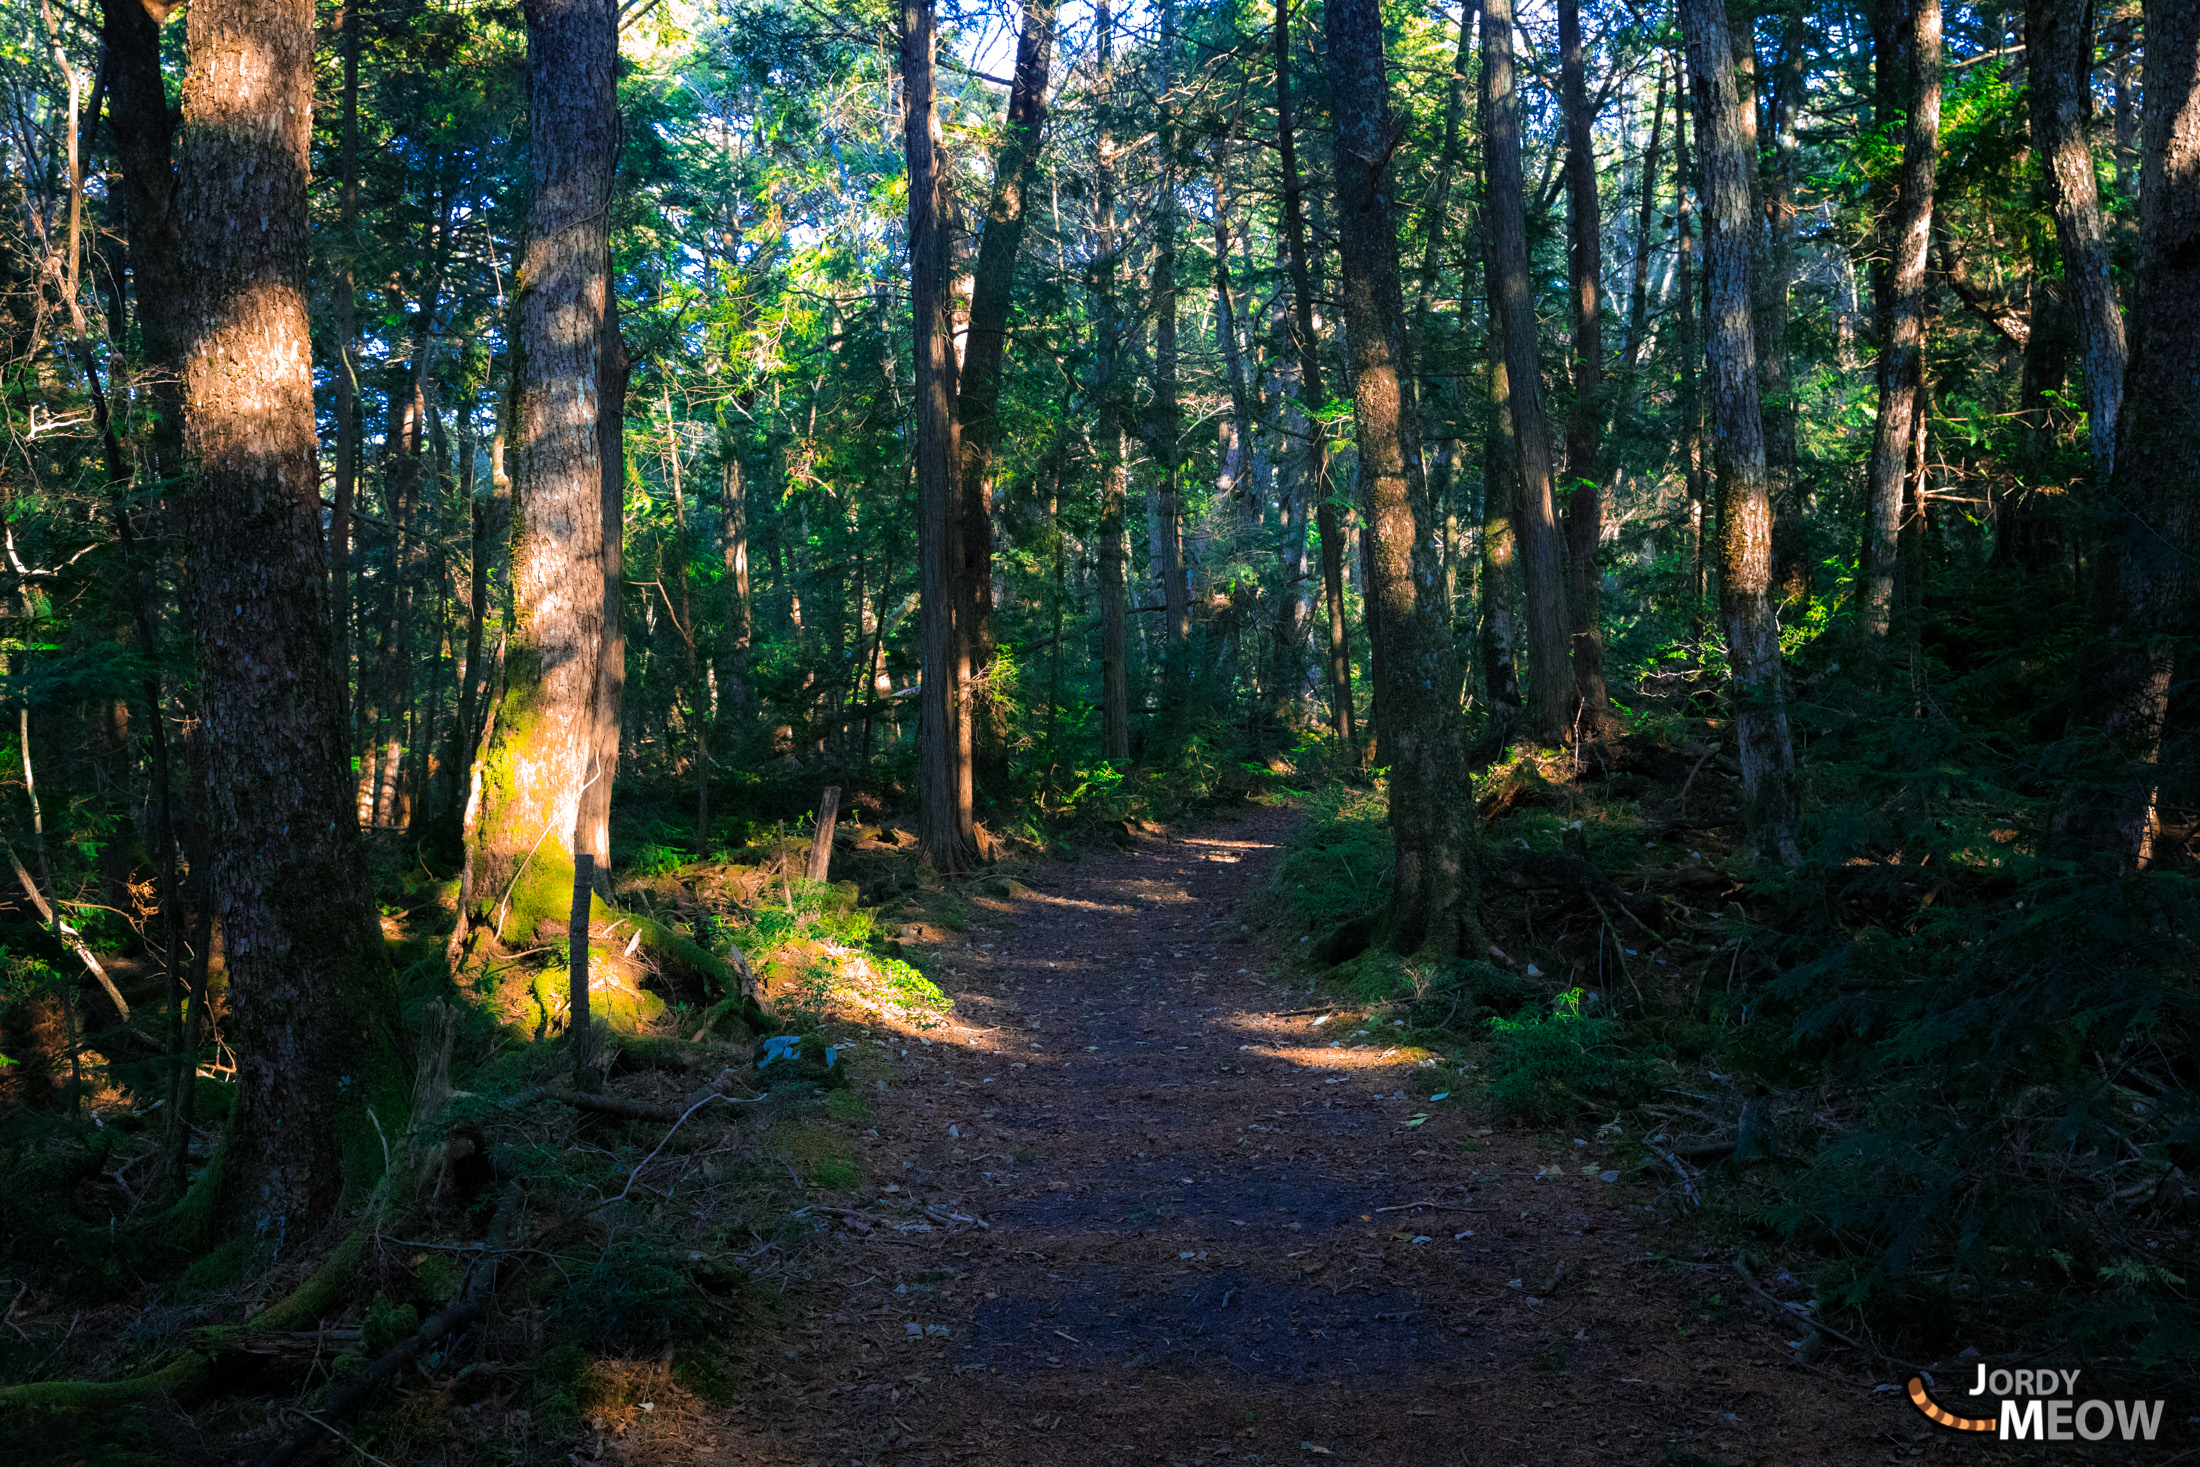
[462, 0, 617, 936]
[1327, 0, 1480, 957]
[1482, 0, 1570, 742]
[175, 0, 389, 1245]
[1681, 0, 1800, 865]
[1862, 0, 1940, 645]
[2025, 0, 2127, 475]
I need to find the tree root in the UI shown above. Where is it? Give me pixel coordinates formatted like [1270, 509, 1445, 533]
[254, 1180, 525, 1467]
[0, 1212, 376, 1411]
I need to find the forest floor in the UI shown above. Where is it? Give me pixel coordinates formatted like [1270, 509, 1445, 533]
[608, 803, 2003, 1467]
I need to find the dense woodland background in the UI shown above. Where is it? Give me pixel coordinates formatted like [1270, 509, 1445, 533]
[0, 0, 2197, 1454]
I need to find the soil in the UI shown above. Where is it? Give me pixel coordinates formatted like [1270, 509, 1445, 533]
[666, 805, 1991, 1466]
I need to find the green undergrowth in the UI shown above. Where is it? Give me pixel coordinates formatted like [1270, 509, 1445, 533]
[1276, 597, 2200, 1371]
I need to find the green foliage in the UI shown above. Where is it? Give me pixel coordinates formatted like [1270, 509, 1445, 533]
[1484, 990, 1656, 1122]
[361, 1292, 421, 1355]
[543, 1238, 702, 1352]
[1268, 782, 1391, 935]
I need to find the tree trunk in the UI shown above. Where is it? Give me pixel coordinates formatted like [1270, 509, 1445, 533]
[1150, 0, 1189, 694]
[1609, 65, 1666, 443]
[718, 438, 753, 727]
[461, 0, 618, 942]
[1861, 0, 1940, 646]
[2025, 0, 2127, 475]
[1673, 45, 1707, 623]
[2065, 0, 2200, 867]
[331, 2, 361, 722]
[1326, 0, 1480, 958]
[904, 0, 969, 864]
[955, 0, 1055, 796]
[1482, 0, 1571, 743]
[1681, 0, 1801, 865]
[1276, 0, 1354, 753]
[1212, 140, 1256, 522]
[1558, 0, 1611, 732]
[174, 0, 389, 1245]
[1478, 389, 1525, 758]
[576, 270, 628, 890]
[1761, 0, 1808, 602]
[97, 0, 183, 479]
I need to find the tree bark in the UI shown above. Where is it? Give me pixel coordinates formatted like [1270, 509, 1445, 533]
[1673, 45, 1707, 623]
[1761, 0, 1808, 602]
[718, 433, 753, 726]
[2025, 0, 2127, 476]
[1479, 239, 1526, 760]
[1558, 0, 1611, 731]
[462, 0, 618, 942]
[175, 0, 389, 1245]
[331, 2, 361, 722]
[1608, 65, 1666, 445]
[1150, 0, 1189, 693]
[1276, 0, 1354, 753]
[1681, 0, 1801, 865]
[955, 0, 1055, 795]
[577, 279, 629, 888]
[1861, 0, 1940, 646]
[1482, 0, 1571, 742]
[97, 0, 183, 479]
[904, 0, 970, 863]
[1326, 0, 1480, 957]
[2066, 0, 2200, 867]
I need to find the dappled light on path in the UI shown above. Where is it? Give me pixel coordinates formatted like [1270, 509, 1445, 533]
[695, 807, 1973, 1465]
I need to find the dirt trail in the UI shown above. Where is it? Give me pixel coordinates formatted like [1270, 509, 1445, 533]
[701, 806, 1965, 1466]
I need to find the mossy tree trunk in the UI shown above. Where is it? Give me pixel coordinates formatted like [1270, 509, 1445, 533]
[175, 0, 392, 1249]
[462, 0, 619, 946]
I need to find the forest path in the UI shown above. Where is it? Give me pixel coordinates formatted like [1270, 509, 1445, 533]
[699, 805, 1951, 1466]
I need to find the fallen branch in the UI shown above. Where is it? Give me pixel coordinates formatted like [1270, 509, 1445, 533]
[5, 840, 134, 1023]
[255, 1182, 526, 1467]
[1372, 1201, 1491, 1213]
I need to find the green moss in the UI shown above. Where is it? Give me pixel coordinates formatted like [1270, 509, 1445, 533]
[823, 1088, 870, 1123]
[528, 963, 667, 1033]
[414, 1256, 460, 1305]
[362, 1292, 421, 1354]
[192, 1075, 234, 1124]
[179, 1237, 245, 1294]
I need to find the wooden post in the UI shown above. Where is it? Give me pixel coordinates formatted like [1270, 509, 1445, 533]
[569, 852, 595, 1090]
[807, 786, 842, 883]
